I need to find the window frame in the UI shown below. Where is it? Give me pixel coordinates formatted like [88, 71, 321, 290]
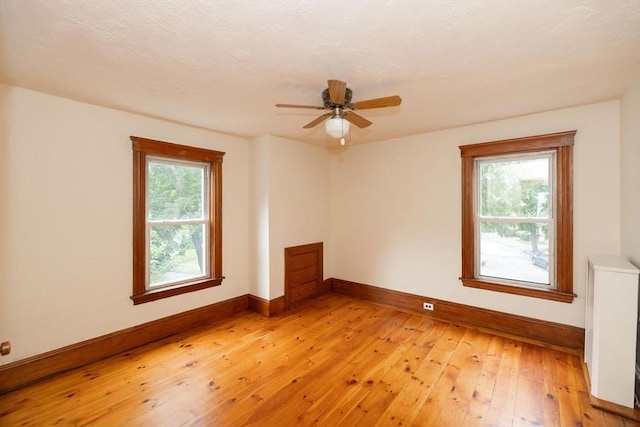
[131, 136, 225, 305]
[459, 131, 576, 303]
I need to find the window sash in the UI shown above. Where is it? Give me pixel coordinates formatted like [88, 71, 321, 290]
[475, 151, 555, 219]
[146, 223, 210, 289]
[476, 219, 555, 288]
[146, 156, 210, 221]
[145, 157, 211, 290]
[473, 152, 556, 290]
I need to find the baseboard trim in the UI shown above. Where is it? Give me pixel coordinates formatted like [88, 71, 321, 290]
[0, 280, 586, 395]
[248, 295, 285, 317]
[250, 279, 332, 316]
[320, 278, 332, 294]
[0, 295, 249, 395]
[330, 278, 584, 349]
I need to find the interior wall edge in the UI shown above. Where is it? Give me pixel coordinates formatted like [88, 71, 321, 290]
[247, 294, 285, 317]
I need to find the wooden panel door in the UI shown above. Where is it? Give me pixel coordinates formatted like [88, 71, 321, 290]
[284, 242, 323, 309]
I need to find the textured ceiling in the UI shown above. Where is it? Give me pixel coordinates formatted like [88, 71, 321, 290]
[1, 0, 639, 148]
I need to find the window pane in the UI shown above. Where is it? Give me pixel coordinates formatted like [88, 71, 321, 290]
[149, 224, 208, 287]
[148, 161, 205, 221]
[479, 222, 550, 285]
[479, 157, 549, 218]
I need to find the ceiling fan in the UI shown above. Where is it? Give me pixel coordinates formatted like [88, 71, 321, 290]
[276, 79, 402, 144]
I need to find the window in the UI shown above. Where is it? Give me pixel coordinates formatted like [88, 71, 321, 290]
[459, 131, 575, 303]
[131, 136, 224, 305]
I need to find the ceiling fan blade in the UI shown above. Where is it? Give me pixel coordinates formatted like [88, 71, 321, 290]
[275, 103, 325, 110]
[351, 95, 402, 110]
[327, 80, 347, 105]
[344, 111, 373, 128]
[303, 113, 332, 129]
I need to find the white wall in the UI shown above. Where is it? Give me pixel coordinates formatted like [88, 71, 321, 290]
[248, 135, 270, 300]
[0, 85, 250, 364]
[621, 76, 640, 267]
[330, 101, 622, 327]
[249, 135, 332, 300]
[1, 81, 632, 366]
[620, 77, 640, 368]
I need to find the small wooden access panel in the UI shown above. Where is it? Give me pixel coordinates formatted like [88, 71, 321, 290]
[284, 242, 323, 308]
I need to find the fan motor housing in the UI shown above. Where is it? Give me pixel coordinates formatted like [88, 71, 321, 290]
[322, 88, 352, 108]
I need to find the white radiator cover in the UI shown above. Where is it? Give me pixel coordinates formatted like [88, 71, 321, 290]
[585, 255, 640, 408]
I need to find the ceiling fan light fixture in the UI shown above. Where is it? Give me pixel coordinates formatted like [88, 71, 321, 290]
[325, 116, 350, 139]
[276, 79, 401, 143]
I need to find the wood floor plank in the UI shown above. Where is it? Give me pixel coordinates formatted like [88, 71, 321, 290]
[544, 349, 587, 426]
[462, 334, 503, 426]
[0, 293, 636, 427]
[512, 343, 545, 426]
[332, 314, 429, 426]
[410, 323, 469, 425]
[373, 318, 452, 426]
[303, 310, 415, 424]
[512, 376, 544, 426]
[478, 338, 522, 426]
[433, 327, 490, 427]
[208, 300, 400, 426]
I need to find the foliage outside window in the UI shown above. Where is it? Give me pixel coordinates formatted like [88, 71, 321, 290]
[459, 131, 576, 303]
[477, 153, 554, 287]
[131, 136, 224, 305]
[147, 158, 209, 287]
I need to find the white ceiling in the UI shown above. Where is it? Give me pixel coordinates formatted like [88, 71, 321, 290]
[1, 0, 639, 148]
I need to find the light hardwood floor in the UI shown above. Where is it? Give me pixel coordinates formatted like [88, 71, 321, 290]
[0, 293, 638, 426]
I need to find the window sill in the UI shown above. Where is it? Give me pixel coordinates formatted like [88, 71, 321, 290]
[460, 278, 576, 303]
[131, 277, 225, 305]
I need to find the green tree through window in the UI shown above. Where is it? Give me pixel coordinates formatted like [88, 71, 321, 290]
[131, 136, 224, 305]
[147, 160, 207, 285]
[478, 157, 550, 255]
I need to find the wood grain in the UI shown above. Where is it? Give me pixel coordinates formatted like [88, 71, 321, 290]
[247, 295, 285, 317]
[284, 242, 323, 309]
[330, 278, 584, 348]
[0, 295, 248, 395]
[0, 293, 633, 426]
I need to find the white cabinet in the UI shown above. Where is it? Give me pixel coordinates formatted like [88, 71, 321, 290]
[585, 255, 639, 408]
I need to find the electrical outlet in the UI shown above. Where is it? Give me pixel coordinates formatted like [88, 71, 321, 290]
[423, 302, 434, 311]
[0, 341, 11, 356]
